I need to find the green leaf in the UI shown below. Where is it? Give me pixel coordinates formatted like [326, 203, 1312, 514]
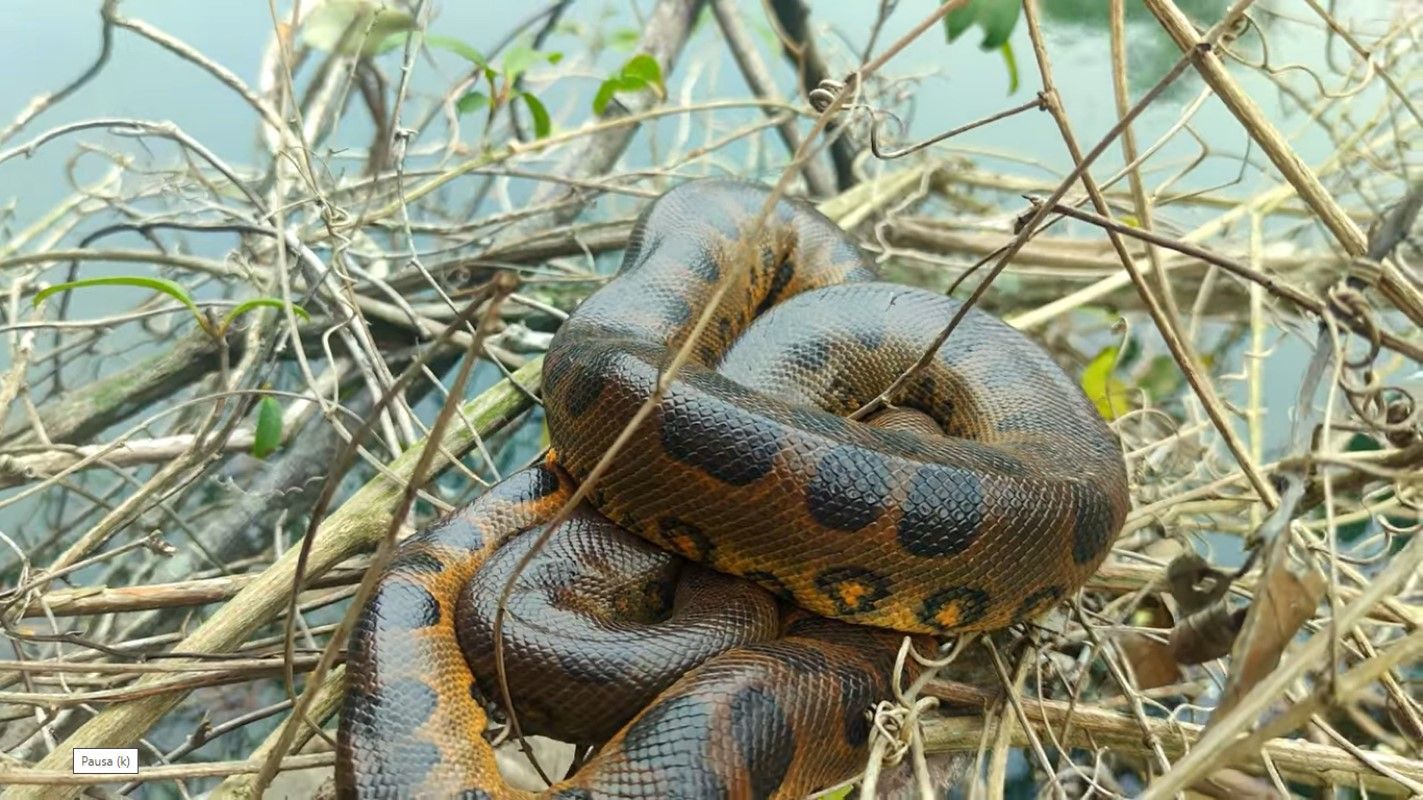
[502, 43, 560, 80]
[593, 75, 647, 114]
[456, 91, 489, 115]
[999, 41, 1020, 93]
[220, 298, 310, 333]
[944, 0, 984, 42]
[591, 54, 665, 114]
[502, 44, 538, 79]
[945, 0, 1022, 93]
[34, 276, 204, 329]
[944, 0, 1022, 51]
[252, 396, 283, 458]
[608, 28, 641, 51]
[977, 0, 1021, 49]
[592, 80, 620, 115]
[426, 34, 488, 68]
[1081, 345, 1131, 420]
[519, 92, 551, 139]
[621, 53, 663, 89]
[302, 0, 419, 57]
[1345, 432, 1383, 453]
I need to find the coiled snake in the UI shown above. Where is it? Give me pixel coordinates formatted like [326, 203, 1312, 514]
[336, 180, 1130, 798]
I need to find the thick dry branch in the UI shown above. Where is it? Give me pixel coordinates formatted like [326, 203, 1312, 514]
[1, 429, 261, 489]
[881, 217, 1342, 280]
[936, 168, 1371, 219]
[0, 315, 449, 452]
[0, 358, 542, 800]
[14, 568, 364, 618]
[924, 682, 1423, 795]
[402, 166, 945, 295]
[1036, 200, 1423, 362]
[0, 657, 326, 707]
[424, 212, 1352, 323]
[0, 331, 217, 447]
[0, 375, 327, 489]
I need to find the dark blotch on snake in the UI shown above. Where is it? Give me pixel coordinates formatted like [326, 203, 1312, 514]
[806, 446, 893, 532]
[830, 663, 876, 746]
[897, 465, 985, 557]
[754, 255, 796, 315]
[729, 686, 795, 798]
[661, 393, 781, 486]
[371, 581, 442, 631]
[389, 551, 444, 575]
[370, 678, 440, 735]
[687, 251, 721, 283]
[619, 695, 728, 797]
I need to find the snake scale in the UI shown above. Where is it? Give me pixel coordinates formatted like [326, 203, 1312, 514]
[336, 179, 1131, 798]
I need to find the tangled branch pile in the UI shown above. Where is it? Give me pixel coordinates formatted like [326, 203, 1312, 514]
[0, 0, 1418, 797]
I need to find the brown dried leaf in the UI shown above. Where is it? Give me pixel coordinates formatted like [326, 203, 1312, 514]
[1166, 552, 1232, 614]
[1212, 544, 1327, 722]
[1170, 603, 1247, 665]
[1118, 633, 1182, 690]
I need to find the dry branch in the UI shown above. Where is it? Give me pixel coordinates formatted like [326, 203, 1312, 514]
[924, 682, 1423, 795]
[0, 358, 541, 800]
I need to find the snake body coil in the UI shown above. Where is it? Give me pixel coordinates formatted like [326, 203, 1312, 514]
[337, 180, 1130, 798]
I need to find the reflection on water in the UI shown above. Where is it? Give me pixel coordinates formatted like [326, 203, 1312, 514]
[1042, 0, 1229, 96]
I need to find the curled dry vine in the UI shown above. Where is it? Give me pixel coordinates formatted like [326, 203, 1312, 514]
[0, 0, 1418, 798]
